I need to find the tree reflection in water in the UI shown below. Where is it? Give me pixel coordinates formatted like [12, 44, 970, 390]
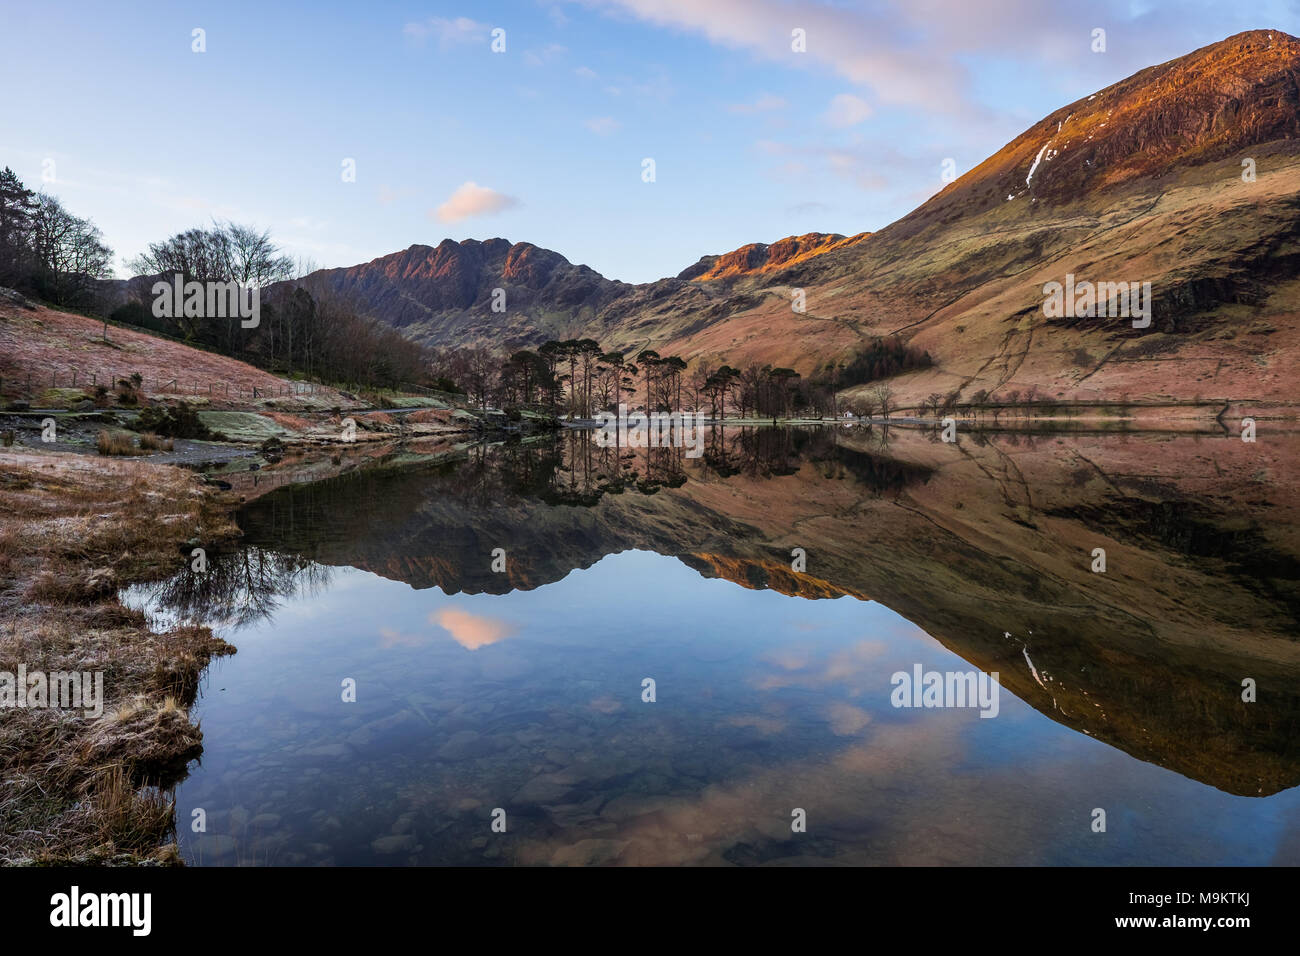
[149, 546, 334, 631]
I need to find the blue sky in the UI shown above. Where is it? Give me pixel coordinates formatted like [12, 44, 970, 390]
[2, 0, 1295, 283]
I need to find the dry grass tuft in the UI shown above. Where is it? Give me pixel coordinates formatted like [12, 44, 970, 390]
[137, 432, 174, 452]
[0, 450, 239, 864]
[97, 429, 144, 456]
[264, 411, 313, 433]
[406, 409, 454, 425]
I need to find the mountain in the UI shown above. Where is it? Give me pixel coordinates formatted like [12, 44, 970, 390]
[294, 231, 870, 352]
[297, 30, 1300, 411]
[675, 232, 871, 281]
[298, 238, 630, 346]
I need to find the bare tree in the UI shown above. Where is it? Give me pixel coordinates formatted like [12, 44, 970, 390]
[463, 349, 497, 409]
[871, 382, 894, 419]
[225, 221, 295, 288]
[28, 193, 113, 308]
[689, 360, 716, 413]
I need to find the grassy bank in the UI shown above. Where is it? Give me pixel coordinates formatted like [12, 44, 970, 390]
[0, 451, 238, 864]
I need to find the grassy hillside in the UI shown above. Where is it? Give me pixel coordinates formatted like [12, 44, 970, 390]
[0, 300, 349, 410]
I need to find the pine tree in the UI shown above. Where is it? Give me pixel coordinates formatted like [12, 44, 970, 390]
[0, 167, 38, 284]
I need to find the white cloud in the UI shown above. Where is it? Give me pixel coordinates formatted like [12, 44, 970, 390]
[580, 0, 966, 111]
[825, 149, 888, 189]
[378, 184, 416, 206]
[403, 16, 488, 48]
[728, 93, 788, 114]
[584, 116, 622, 134]
[432, 182, 520, 223]
[286, 215, 328, 231]
[756, 138, 910, 191]
[575, 0, 1196, 116]
[787, 200, 831, 216]
[824, 93, 873, 128]
[523, 43, 569, 66]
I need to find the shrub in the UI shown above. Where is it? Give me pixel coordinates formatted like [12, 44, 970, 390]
[815, 338, 932, 390]
[137, 432, 174, 451]
[431, 377, 465, 394]
[97, 430, 143, 456]
[260, 436, 285, 462]
[134, 401, 209, 439]
[109, 300, 166, 333]
[115, 378, 141, 406]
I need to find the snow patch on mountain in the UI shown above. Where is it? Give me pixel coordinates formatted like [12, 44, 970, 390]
[1026, 140, 1052, 187]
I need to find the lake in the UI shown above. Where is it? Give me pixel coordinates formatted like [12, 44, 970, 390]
[126, 424, 1300, 865]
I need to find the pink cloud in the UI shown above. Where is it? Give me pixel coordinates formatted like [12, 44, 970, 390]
[432, 607, 516, 650]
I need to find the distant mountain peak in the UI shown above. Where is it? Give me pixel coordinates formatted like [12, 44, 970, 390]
[677, 231, 872, 281]
[299, 236, 626, 342]
[912, 28, 1300, 223]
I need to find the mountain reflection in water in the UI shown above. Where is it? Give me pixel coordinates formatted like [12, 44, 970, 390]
[130, 425, 1300, 865]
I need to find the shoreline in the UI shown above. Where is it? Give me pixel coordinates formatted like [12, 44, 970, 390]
[0, 450, 239, 864]
[0, 399, 556, 864]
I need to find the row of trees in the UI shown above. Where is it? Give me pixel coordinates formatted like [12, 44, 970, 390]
[112, 222, 431, 390]
[121, 221, 296, 354]
[426, 339, 825, 420]
[427, 335, 933, 421]
[820, 336, 933, 388]
[0, 167, 114, 308]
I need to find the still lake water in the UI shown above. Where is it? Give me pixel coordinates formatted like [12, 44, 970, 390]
[128, 426, 1300, 865]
